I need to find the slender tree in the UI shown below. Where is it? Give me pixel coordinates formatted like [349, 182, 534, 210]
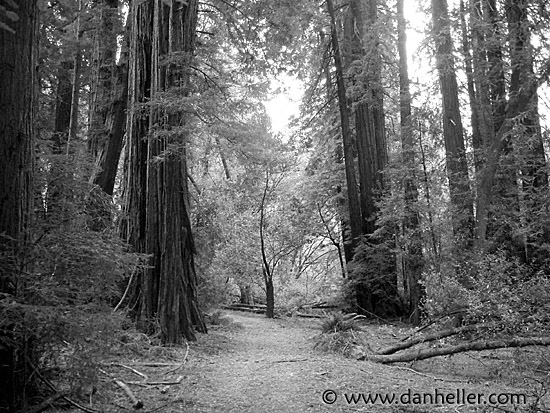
[397, 0, 423, 325]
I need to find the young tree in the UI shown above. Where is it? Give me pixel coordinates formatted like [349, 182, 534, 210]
[396, 0, 423, 324]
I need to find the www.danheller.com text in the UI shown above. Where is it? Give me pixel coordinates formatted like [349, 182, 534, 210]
[321, 388, 528, 406]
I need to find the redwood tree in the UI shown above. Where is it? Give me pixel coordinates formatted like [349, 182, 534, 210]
[0, 0, 38, 409]
[431, 0, 474, 244]
[122, 0, 206, 343]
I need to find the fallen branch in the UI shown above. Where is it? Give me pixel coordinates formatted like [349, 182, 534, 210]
[111, 363, 148, 380]
[164, 342, 189, 375]
[361, 336, 550, 364]
[272, 358, 309, 363]
[127, 375, 184, 386]
[398, 309, 467, 342]
[131, 362, 179, 367]
[113, 379, 144, 410]
[376, 323, 495, 355]
[114, 264, 138, 312]
[100, 369, 143, 409]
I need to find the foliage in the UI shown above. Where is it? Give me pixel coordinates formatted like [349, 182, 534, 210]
[314, 313, 367, 358]
[345, 241, 402, 317]
[0, 149, 147, 408]
[463, 252, 550, 336]
[319, 312, 363, 334]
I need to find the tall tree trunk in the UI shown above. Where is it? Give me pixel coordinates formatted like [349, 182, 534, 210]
[122, 0, 206, 343]
[68, 0, 83, 151]
[431, 0, 474, 245]
[397, 0, 423, 325]
[326, 0, 362, 258]
[0, 0, 37, 279]
[88, 0, 127, 196]
[344, 0, 397, 317]
[46, 59, 73, 220]
[504, 0, 548, 262]
[0, 1, 38, 410]
[460, 0, 483, 173]
[52, 60, 73, 154]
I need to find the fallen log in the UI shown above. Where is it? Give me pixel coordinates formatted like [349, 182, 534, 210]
[360, 336, 550, 364]
[222, 305, 266, 314]
[376, 323, 496, 355]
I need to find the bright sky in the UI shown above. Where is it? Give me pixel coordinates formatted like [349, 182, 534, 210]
[263, 4, 427, 135]
[263, 74, 304, 135]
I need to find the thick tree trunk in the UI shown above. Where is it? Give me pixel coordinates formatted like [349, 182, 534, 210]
[122, 0, 206, 343]
[431, 0, 474, 244]
[0, 1, 38, 410]
[326, 0, 362, 256]
[397, 0, 423, 325]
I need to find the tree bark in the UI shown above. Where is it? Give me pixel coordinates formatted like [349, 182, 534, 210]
[326, 0, 362, 256]
[0, 1, 38, 410]
[122, 0, 206, 343]
[431, 0, 474, 244]
[88, 0, 127, 197]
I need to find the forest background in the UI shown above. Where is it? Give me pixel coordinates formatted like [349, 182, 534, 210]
[1, 0, 550, 410]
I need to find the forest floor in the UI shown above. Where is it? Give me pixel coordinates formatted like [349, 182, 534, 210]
[83, 311, 549, 413]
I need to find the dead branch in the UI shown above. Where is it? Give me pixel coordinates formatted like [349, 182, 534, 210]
[127, 375, 184, 386]
[113, 379, 144, 409]
[361, 336, 550, 364]
[272, 358, 310, 363]
[100, 368, 143, 409]
[114, 264, 138, 312]
[398, 309, 467, 342]
[376, 323, 495, 355]
[131, 362, 179, 367]
[164, 341, 189, 375]
[110, 363, 148, 380]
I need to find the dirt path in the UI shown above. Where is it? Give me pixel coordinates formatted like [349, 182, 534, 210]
[184, 312, 345, 412]
[175, 312, 533, 413]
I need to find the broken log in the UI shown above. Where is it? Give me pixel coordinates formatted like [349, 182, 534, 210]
[376, 323, 496, 355]
[361, 336, 550, 364]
